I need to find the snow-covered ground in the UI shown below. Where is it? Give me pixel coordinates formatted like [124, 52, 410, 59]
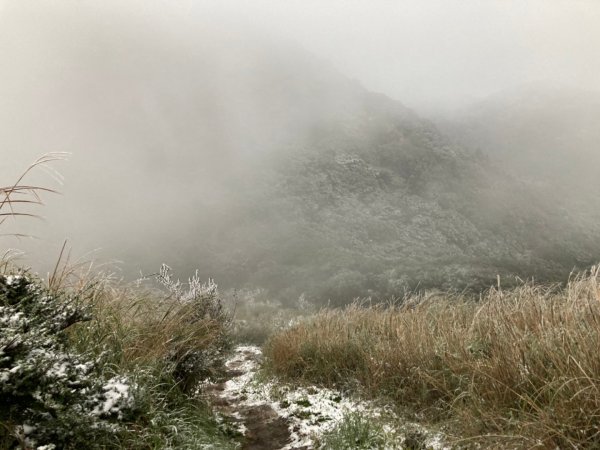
[203, 345, 449, 449]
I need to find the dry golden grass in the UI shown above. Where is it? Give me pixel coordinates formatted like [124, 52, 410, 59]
[0, 152, 67, 233]
[266, 268, 600, 448]
[69, 274, 231, 391]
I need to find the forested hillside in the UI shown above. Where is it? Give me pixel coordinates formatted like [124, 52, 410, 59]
[2, 5, 599, 305]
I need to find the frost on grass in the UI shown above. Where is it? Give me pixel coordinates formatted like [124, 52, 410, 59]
[0, 271, 138, 449]
[151, 264, 231, 391]
[91, 376, 136, 420]
[155, 263, 219, 308]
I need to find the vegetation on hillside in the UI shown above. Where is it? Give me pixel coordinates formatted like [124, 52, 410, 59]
[5, 10, 600, 306]
[0, 158, 235, 449]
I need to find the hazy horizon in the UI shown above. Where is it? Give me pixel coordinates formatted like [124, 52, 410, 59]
[2, 0, 600, 115]
[2, 0, 600, 299]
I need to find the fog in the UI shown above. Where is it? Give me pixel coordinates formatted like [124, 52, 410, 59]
[2, 0, 600, 302]
[2, 1, 599, 114]
[210, 0, 600, 113]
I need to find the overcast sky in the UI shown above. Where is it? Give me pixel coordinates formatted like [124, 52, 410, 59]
[208, 0, 600, 113]
[109, 0, 600, 114]
[2, 0, 599, 114]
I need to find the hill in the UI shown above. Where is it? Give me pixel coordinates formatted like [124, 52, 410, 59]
[1, 6, 599, 304]
[436, 85, 600, 213]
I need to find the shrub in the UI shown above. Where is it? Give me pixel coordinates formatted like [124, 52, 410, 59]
[139, 264, 232, 392]
[65, 266, 237, 449]
[0, 270, 137, 449]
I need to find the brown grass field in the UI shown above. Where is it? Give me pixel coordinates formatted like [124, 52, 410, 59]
[266, 270, 600, 448]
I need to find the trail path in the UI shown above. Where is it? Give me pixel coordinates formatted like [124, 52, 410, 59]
[203, 345, 449, 450]
[204, 346, 297, 449]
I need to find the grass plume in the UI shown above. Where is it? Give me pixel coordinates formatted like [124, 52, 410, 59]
[0, 152, 67, 235]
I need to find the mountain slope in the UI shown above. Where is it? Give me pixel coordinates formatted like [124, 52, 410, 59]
[436, 85, 600, 197]
[216, 96, 599, 303]
[1, 5, 599, 304]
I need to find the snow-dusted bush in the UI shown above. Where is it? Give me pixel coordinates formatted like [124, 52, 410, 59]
[0, 271, 137, 449]
[155, 264, 226, 322]
[153, 264, 231, 392]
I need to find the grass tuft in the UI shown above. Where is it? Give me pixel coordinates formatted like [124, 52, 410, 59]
[316, 411, 396, 449]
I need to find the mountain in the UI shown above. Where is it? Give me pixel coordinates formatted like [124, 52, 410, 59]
[216, 94, 600, 303]
[435, 85, 600, 246]
[436, 85, 600, 196]
[1, 5, 599, 304]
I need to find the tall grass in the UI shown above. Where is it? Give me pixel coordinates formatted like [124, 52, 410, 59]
[65, 270, 236, 449]
[1, 155, 236, 448]
[71, 269, 231, 387]
[0, 152, 66, 235]
[266, 269, 600, 448]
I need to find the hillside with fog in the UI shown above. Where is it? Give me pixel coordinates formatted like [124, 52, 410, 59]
[1, 4, 600, 306]
[3, 1, 600, 449]
[436, 85, 600, 228]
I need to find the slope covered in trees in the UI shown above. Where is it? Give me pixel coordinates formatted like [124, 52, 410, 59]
[1, 5, 599, 304]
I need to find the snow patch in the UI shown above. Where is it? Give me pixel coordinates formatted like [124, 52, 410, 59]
[92, 377, 134, 419]
[206, 345, 449, 449]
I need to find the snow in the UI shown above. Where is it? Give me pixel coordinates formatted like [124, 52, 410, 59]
[47, 362, 69, 379]
[91, 377, 133, 419]
[210, 345, 450, 450]
[5, 274, 23, 286]
[0, 310, 27, 327]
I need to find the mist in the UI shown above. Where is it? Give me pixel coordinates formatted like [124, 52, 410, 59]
[219, 0, 600, 113]
[2, 0, 600, 304]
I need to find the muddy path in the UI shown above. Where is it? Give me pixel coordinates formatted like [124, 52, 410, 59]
[202, 345, 448, 450]
[204, 346, 300, 450]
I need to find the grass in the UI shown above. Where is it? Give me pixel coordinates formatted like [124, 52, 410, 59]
[1, 155, 237, 449]
[316, 411, 400, 450]
[71, 272, 230, 378]
[0, 152, 67, 236]
[63, 266, 237, 448]
[265, 269, 600, 448]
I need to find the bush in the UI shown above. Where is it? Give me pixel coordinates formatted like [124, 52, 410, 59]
[135, 264, 232, 392]
[0, 270, 137, 449]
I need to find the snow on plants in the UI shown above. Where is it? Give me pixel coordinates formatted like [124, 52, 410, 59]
[0, 271, 137, 448]
[209, 346, 449, 449]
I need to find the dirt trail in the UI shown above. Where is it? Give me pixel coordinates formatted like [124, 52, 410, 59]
[203, 346, 448, 450]
[204, 346, 306, 450]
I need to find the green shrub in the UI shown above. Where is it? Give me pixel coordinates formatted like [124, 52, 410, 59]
[0, 270, 137, 449]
